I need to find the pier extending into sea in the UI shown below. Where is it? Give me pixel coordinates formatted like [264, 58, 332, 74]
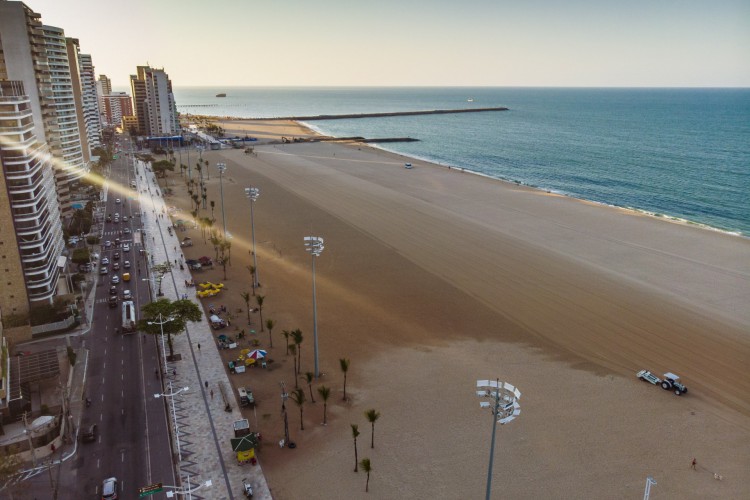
[267, 107, 509, 121]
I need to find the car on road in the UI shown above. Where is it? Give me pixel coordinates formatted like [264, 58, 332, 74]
[113, 252, 120, 260]
[123, 260, 131, 269]
[115, 198, 121, 204]
[81, 423, 97, 443]
[108, 295, 117, 307]
[100, 267, 109, 275]
[111, 275, 120, 284]
[123, 244, 130, 252]
[123, 290, 132, 300]
[78, 263, 92, 273]
[123, 216, 128, 222]
[101, 477, 118, 499]
[113, 262, 120, 270]
[123, 227, 131, 234]
[109, 286, 117, 296]
[101, 257, 109, 265]
[104, 240, 112, 248]
[106, 214, 112, 223]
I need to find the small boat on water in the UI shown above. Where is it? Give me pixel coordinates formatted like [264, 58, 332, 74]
[467, 98, 474, 102]
[216, 93, 227, 98]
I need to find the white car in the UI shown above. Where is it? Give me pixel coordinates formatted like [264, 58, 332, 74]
[123, 244, 130, 252]
[123, 260, 131, 269]
[123, 289, 132, 300]
[115, 198, 121, 204]
[104, 240, 112, 248]
[101, 257, 110, 265]
[111, 275, 120, 284]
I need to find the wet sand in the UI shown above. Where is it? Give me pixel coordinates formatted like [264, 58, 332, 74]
[168, 119, 750, 499]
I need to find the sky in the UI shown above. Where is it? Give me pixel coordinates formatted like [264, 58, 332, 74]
[24, 0, 750, 88]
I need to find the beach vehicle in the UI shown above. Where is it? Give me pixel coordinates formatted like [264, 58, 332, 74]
[660, 372, 688, 395]
[238, 387, 254, 407]
[405, 163, 413, 169]
[636, 370, 688, 395]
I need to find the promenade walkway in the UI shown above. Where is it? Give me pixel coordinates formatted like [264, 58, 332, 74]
[136, 159, 271, 499]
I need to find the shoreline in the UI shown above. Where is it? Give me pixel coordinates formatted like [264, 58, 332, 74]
[204, 115, 747, 238]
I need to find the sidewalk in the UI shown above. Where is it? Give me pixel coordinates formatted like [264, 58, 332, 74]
[137, 160, 271, 499]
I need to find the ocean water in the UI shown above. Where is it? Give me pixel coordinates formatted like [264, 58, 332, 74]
[174, 87, 750, 235]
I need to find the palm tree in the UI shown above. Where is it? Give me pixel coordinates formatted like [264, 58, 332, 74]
[265, 318, 275, 347]
[282, 329, 291, 355]
[305, 372, 316, 403]
[246, 265, 257, 295]
[288, 344, 298, 386]
[360, 458, 372, 492]
[240, 292, 251, 324]
[289, 388, 305, 430]
[351, 424, 360, 472]
[317, 385, 331, 425]
[291, 329, 303, 372]
[340, 358, 350, 401]
[365, 409, 380, 448]
[255, 295, 265, 331]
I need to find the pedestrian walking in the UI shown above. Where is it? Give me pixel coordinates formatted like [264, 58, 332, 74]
[197, 343, 201, 351]
[172, 369, 176, 377]
[204, 380, 208, 388]
[691, 458, 697, 470]
[210, 390, 214, 399]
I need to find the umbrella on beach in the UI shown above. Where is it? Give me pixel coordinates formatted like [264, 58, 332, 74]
[247, 349, 267, 360]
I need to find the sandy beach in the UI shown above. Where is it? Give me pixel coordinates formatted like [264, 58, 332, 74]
[164, 118, 750, 499]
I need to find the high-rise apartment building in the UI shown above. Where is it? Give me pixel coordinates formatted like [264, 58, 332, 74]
[101, 92, 133, 129]
[0, 1, 89, 216]
[96, 74, 111, 126]
[65, 37, 91, 164]
[78, 53, 101, 151]
[130, 65, 177, 137]
[0, 81, 64, 317]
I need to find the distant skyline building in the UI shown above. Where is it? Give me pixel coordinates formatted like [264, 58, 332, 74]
[101, 92, 133, 129]
[130, 65, 178, 137]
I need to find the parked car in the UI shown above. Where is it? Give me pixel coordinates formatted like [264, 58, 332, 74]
[81, 423, 98, 443]
[101, 257, 109, 265]
[78, 263, 92, 272]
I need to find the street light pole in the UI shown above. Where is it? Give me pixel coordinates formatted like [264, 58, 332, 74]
[217, 162, 227, 239]
[303, 236, 324, 378]
[244, 187, 260, 290]
[476, 379, 521, 500]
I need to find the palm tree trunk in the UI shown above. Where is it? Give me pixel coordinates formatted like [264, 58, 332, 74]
[371, 424, 375, 448]
[366, 473, 370, 492]
[354, 438, 358, 472]
[299, 406, 304, 430]
[323, 402, 327, 425]
[343, 373, 347, 401]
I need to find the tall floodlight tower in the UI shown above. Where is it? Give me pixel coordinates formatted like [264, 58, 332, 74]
[476, 379, 521, 500]
[304, 236, 325, 378]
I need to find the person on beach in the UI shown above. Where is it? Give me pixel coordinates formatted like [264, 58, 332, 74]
[691, 458, 697, 470]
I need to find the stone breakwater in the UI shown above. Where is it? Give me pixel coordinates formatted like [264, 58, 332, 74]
[265, 107, 509, 121]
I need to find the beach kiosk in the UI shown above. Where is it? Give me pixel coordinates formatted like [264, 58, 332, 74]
[231, 419, 260, 465]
